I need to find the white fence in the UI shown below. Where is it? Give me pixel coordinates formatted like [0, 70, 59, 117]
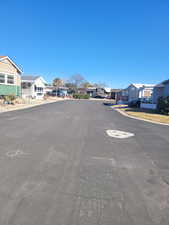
[140, 103, 157, 110]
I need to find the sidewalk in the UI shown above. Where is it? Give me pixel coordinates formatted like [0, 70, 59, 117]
[0, 97, 67, 113]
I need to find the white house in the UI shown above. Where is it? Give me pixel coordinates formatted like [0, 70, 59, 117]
[127, 83, 155, 102]
[21, 76, 47, 99]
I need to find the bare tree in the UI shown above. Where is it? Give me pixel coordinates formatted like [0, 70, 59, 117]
[69, 74, 85, 88]
[82, 82, 93, 88]
[93, 82, 107, 88]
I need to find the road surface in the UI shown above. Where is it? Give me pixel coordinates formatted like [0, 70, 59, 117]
[0, 100, 169, 225]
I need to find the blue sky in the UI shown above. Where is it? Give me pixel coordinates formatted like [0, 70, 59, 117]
[0, 0, 169, 88]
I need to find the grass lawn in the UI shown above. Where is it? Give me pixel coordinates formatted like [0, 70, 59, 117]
[121, 108, 169, 124]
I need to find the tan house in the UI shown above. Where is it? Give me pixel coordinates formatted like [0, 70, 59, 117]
[0, 56, 22, 97]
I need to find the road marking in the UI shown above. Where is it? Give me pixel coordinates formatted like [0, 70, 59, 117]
[106, 130, 135, 139]
[6, 150, 30, 158]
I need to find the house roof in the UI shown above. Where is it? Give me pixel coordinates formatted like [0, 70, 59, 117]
[111, 89, 121, 93]
[104, 87, 111, 93]
[155, 79, 169, 88]
[22, 75, 40, 81]
[0, 56, 6, 59]
[22, 75, 47, 84]
[131, 83, 155, 88]
[0, 56, 23, 74]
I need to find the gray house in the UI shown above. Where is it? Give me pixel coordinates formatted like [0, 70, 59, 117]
[152, 79, 169, 104]
[127, 83, 155, 102]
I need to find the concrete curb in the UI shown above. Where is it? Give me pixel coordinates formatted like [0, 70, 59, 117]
[0, 99, 67, 114]
[114, 108, 169, 126]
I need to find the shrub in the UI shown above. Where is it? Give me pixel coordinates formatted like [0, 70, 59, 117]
[73, 93, 90, 99]
[157, 96, 169, 115]
[3, 94, 16, 104]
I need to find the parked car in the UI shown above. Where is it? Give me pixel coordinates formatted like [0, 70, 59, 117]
[103, 102, 114, 106]
[94, 95, 106, 99]
[128, 99, 141, 108]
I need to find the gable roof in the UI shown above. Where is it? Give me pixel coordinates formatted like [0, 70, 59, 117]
[155, 79, 169, 88]
[111, 89, 121, 92]
[22, 75, 40, 81]
[0, 56, 22, 74]
[130, 83, 155, 89]
[22, 75, 47, 84]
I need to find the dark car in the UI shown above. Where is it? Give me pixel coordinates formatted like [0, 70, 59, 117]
[94, 95, 106, 99]
[103, 102, 114, 106]
[128, 99, 141, 108]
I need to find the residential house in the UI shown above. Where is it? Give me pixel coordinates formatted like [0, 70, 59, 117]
[127, 83, 155, 102]
[45, 85, 54, 95]
[111, 89, 121, 101]
[86, 87, 97, 97]
[152, 79, 169, 104]
[21, 76, 47, 99]
[92, 87, 111, 98]
[52, 87, 69, 97]
[116, 89, 129, 104]
[104, 87, 112, 98]
[78, 88, 88, 95]
[0, 56, 22, 97]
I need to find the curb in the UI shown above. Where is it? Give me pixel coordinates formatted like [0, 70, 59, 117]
[113, 108, 169, 126]
[0, 99, 67, 114]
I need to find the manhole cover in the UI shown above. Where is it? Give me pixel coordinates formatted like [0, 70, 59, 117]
[106, 130, 135, 139]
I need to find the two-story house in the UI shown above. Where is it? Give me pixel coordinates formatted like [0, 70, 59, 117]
[127, 83, 155, 102]
[0, 56, 22, 97]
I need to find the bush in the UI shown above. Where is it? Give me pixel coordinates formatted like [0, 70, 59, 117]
[157, 96, 169, 115]
[73, 93, 90, 99]
[3, 95, 16, 104]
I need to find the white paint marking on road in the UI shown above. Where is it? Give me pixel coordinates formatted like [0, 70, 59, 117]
[106, 130, 135, 139]
[6, 150, 30, 158]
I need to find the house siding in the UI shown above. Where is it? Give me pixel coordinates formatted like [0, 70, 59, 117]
[0, 84, 21, 96]
[128, 85, 139, 102]
[21, 77, 46, 99]
[153, 83, 169, 104]
[0, 57, 22, 97]
[163, 83, 169, 97]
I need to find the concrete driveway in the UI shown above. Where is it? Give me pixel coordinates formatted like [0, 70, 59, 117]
[0, 100, 169, 225]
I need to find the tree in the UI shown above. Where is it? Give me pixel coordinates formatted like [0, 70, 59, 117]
[82, 82, 93, 88]
[69, 74, 85, 88]
[65, 82, 77, 94]
[157, 96, 169, 115]
[53, 78, 64, 88]
[93, 82, 107, 88]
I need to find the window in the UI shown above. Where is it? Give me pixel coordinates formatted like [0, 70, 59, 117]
[7, 75, 14, 84]
[35, 86, 43, 92]
[0, 74, 5, 83]
[22, 82, 31, 89]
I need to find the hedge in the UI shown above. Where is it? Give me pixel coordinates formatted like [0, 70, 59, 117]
[157, 96, 169, 115]
[73, 93, 90, 99]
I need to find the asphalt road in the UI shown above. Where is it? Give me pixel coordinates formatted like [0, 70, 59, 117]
[0, 100, 169, 225]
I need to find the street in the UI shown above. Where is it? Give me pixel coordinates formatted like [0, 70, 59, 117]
[0, 100, 169, 225]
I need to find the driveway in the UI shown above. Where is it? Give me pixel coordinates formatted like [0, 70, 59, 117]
[0, 100, 169, 225]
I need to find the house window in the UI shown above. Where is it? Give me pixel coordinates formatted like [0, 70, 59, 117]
[7, 75, 14, 84]
[0, 74, 5, 83]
